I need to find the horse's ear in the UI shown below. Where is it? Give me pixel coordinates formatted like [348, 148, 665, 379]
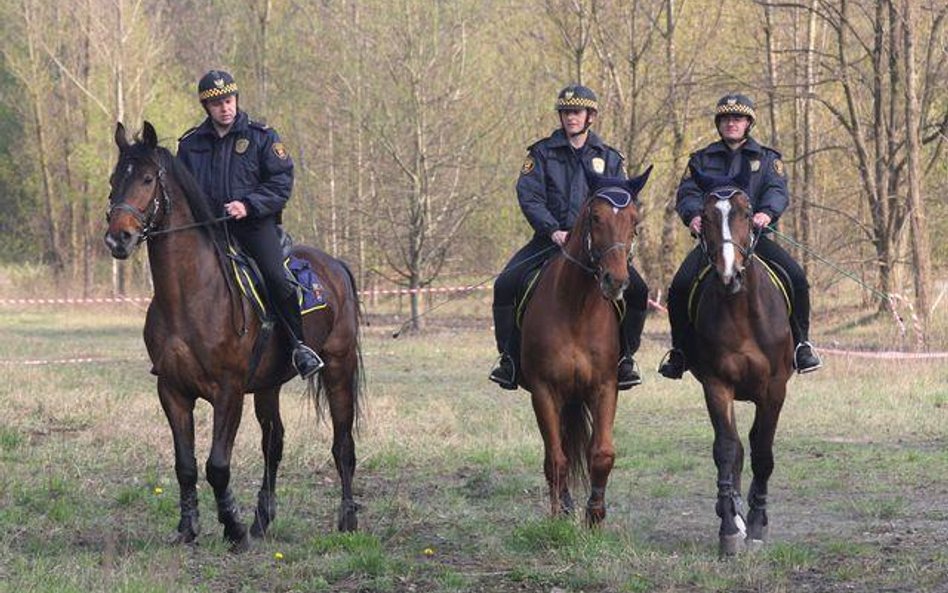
[142, 121, 158, 149]
[626, 164, 654, 198]
[115, 122, 130, 150]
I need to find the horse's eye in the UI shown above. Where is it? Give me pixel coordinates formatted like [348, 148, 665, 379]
[143, 174, 154, 184]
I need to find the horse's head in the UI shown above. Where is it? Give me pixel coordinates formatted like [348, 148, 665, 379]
[104, 121, 168, 259]
[693, 165, 757, 294]
[571, 166, 652, 300]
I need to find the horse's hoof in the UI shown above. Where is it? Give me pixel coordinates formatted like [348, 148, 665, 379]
[224, 522, 249, 551]
[170, 530, 198, 545]
[228, 534, 251, 554]
[585, 504, 606, 527]
[718, 532, 744, 558]
[337, 500, 361, 532]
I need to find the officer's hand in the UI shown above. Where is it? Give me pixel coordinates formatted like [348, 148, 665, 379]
[550, 230, 568, 247]
[689, 216, 702, 235]
[752, 212, 772, 229]
[225, 200, 248, 220]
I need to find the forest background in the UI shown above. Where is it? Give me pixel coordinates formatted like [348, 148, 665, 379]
[1, 0, 946, 338]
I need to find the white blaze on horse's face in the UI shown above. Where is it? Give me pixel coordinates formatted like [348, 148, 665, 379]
[715, 199, 737, 285]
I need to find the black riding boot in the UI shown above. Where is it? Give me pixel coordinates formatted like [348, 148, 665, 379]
[489, 305, 517, 390]
[280, 293, 324, 380]
[618, 307, 645, 390]
[658, 287, 688, 379]
[790, 306, 822, 374]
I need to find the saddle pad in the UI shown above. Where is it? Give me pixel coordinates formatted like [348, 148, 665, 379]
[228, 245, 328, 319]
[688, 256, 791, 325]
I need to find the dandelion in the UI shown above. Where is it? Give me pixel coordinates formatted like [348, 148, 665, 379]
[153, 486, 163, 495]
[423, 547, 435, 556]
[274, 552, 284, 560]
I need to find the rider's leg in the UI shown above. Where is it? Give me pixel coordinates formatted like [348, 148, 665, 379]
[659, 246, 704, 378]
[233, 219, 323, 379]
[618, 267, 648, 390]
[755, 237, 822, 373]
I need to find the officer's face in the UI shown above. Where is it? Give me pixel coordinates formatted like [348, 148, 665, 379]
[206, 95, 237, 128]
[560, 108, 590, 135]
[717, 114, 751, 143]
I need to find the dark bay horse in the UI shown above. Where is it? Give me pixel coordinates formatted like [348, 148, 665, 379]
[104, 122, 362, 550]
[519, 168, 651, 526]
[686, 167, 794, 556]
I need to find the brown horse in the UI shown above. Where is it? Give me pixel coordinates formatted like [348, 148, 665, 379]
[519, 168, 651, 526]
[685, 167, 794, 556]
[104, 122, 362, 550]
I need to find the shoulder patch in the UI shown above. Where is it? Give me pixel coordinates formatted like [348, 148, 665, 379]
[177, 126, 199, 142]
[520, 155, 535, 175]
[773, 159, 785, 177]
[272, 142, 289, 160]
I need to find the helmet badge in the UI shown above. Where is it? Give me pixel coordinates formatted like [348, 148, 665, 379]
[727, 98, 737, 105]
[564, 90, 574, 100]
[214, 78, 225, 88]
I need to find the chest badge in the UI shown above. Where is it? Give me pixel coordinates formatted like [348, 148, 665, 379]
[235, 138, 250, 154]
[750, 159, 760, 172]
[591, 157, 605, 174]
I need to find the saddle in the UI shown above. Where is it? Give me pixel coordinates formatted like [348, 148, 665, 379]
[226, 231, 328, 323]
[687, 255, 792, 325]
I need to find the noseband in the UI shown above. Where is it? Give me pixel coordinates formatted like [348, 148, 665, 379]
[106, 160, 171, 244]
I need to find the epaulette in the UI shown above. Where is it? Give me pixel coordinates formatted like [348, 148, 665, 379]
[178, 126, 199, 142]
[761, 145, 782, 159]
[526, 138, 544, 153]
[248, 119, 270, 131]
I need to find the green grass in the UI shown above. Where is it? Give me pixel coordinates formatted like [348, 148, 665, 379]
[1, 304, 948, 592]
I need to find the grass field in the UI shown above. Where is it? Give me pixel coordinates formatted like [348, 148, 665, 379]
[1, 300, 948, 593]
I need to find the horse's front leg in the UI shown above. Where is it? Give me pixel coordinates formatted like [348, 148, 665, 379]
[585, 388, 618, 526]
[746, 384, 786, 550]
[206, 391, 249, 552]
[531, 389, 570, 516]
[326, 359, 360, 532]
[250, 387, 283, 538]
[157, 378, 200, 544]
[704, 385, 745, 557]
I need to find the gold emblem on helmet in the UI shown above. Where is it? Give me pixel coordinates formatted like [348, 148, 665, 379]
[214, 78, 225, 88]
[235, 138, 249, 154]
[564, 90, 574, 100]
[591, 157, 605, 174]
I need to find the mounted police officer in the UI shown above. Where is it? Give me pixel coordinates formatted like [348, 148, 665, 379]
[489, 84, 650, 391]
[658, 93, 822, 379]
[176, 69, 323, 380]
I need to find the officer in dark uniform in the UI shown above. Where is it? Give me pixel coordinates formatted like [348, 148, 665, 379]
[658, 93, 822, 378]
[489, 84, 650, 391]
[177, 70, 323, 380]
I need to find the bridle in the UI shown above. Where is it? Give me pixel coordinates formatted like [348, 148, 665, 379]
[561, 196, 635, 281]
[106, 157, 172, 245]
[699, 187, 761, 273]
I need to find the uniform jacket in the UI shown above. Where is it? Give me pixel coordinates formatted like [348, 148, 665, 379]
[675, 137, 788, 227]
[177, 110, 294, 220]
[517, 128, 625, 238]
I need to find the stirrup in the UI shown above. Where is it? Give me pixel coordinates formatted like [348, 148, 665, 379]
[794, 341, 823, 374]
[657, 348, 685, 379]
[293, 343, 325, 379]
[617, 356, 642, 390]
[488, 355, 517, 390]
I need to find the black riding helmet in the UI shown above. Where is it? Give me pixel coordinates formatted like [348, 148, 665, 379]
[198, 70, 239, 103]
[714, 93, 756, 135]
[555, 84, 599, 113]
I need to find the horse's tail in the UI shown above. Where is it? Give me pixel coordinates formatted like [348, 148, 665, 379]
[561, 398, 592, 487]
[314, 258, 365, 430]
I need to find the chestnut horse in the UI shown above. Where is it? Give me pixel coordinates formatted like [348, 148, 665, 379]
[104, 122, 362, 550]
[519, 168, 651, 526]
[686, 167, 794, 556]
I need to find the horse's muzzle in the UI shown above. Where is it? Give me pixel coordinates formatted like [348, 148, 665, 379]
[599, 271, 628, 301]
[103, 229, 140, 260]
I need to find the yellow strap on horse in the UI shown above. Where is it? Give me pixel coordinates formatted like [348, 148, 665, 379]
[688, 257, 791, 326]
